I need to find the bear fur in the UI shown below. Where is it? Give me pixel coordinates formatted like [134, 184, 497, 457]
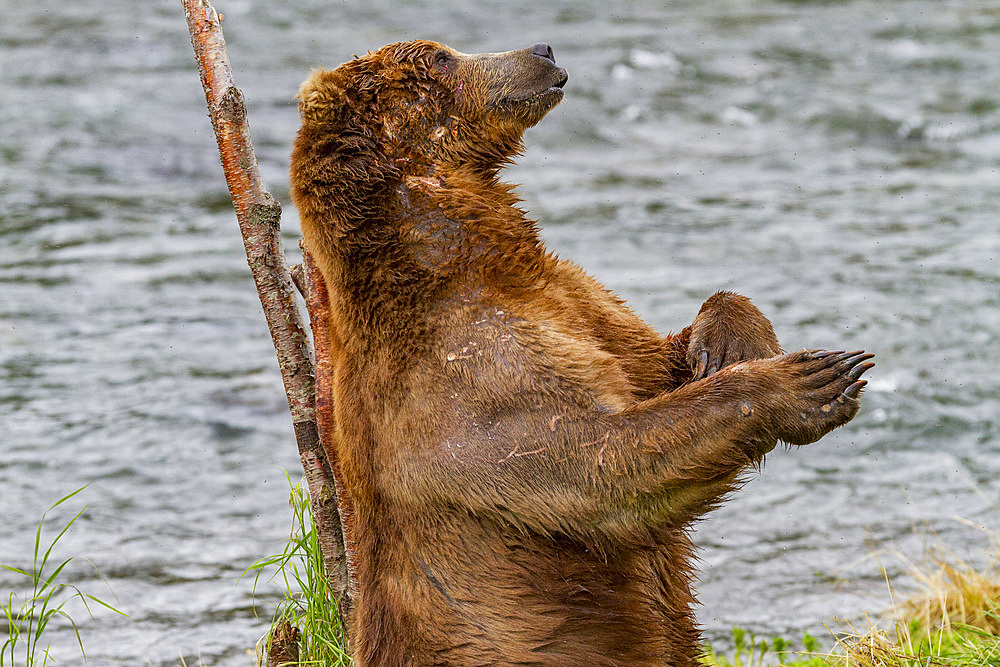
[290, 40, 872, 666]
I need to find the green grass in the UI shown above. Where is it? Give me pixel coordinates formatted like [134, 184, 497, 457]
[702, 619, 1000, 666]
[703, 543, 1000, 666]
[703, 618, 1000, 666]
[1, 487, 125, 667]
[247, 474, 351, 665]
[702, 628, 828, 666]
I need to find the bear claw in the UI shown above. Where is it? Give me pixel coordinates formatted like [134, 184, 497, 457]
[848, 361, 875, 380]
[694, 350, 709, 378]
[843, 380, 867, 399]
[834, 350, 866, 364]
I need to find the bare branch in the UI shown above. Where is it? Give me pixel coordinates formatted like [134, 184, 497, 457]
[303, 248, 357, 611]
[289, 263, 308, 302]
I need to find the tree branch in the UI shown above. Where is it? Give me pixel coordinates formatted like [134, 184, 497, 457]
[181, 0, 352, 621]
[303, 248, 357, 608]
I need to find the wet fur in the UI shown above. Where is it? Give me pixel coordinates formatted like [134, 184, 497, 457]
[291, 40, 871, 666]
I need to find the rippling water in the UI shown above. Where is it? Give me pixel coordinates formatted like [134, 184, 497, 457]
[2, 0, 998, 663]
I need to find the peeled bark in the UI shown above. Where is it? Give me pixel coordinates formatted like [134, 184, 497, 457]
[302, 248, 357, 608]
[181, 0, 351, 617]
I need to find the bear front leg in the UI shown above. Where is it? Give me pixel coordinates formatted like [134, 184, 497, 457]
[685, 291, 782, 380]
[394, 348, 873, 538]
[570, 287, 782, 398]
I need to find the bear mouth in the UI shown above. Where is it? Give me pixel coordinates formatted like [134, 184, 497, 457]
[502, 68, 568, 109]
[539, 72, 569, 102]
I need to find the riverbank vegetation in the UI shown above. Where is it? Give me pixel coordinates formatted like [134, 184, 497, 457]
[0, 487, 124, 666]
[4, 484, 994, 665]
[248, 478, 350, 666]
[704, 533, 1000, 666]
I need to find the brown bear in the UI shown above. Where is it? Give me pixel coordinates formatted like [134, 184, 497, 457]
[290, 40, 873, 667]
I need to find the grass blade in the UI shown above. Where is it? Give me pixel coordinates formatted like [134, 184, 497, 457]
[1, 486, 123, 665]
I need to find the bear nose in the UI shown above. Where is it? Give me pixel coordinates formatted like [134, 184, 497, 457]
[531, 43, 556, 65]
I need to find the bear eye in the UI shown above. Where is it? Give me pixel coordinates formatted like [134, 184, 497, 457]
[434, 51, 454, 71]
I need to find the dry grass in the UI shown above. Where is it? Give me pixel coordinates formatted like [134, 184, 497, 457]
[828, 536, 1000, 667]
[899, 547, 1000, 635]
[704, 527, 1000, 666]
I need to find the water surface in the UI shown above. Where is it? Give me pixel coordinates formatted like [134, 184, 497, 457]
[1, 0, 998, 663]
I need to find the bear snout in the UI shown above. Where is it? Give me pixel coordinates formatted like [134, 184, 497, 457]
[531, 43, 556, 65]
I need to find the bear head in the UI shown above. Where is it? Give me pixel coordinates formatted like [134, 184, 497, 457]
[295, 40, 568, 176]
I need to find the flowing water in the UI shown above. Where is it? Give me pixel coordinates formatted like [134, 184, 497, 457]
[2, 0, 998, 663]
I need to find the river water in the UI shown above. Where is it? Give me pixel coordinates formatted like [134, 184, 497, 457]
[1, 0, 998, 664]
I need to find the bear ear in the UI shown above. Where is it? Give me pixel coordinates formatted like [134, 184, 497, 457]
[296, 68, 347, 127]
[296, 60, 378, 128]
